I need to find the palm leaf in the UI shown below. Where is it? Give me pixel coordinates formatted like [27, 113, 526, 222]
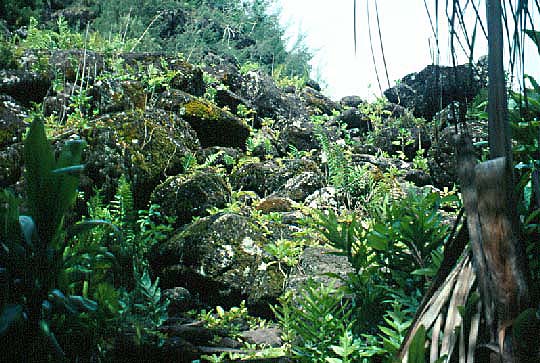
[400, 252, 478, 363]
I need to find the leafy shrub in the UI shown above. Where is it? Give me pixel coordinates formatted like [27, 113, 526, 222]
[366, 190, 452, 288]
[0, 116, 114, 361]
[273, 281, 355, 363]
[86, 175, 175, 288]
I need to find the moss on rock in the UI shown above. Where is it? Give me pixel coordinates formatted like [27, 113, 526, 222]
[150, 212, 286, 313]
[150, 168, 231, 228]
[82, 109, 200, 208]
[157, 89, 250, 148]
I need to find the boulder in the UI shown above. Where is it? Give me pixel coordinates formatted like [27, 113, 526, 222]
[51, 5, 98, 27]
[255, 196, 294, 214]
[240, 328, 282, 347]
[157, 89, 250, 149]
[0, 143, 23, 188]
[117, 53, 204, 97]
[285, 246, 354, 295]
[238, 70, 308, 122]
[159, 8, 188, 38]
[150, 213, 285, 314]
[403, 168, 432, 187]
[202, 53, 243, 93]
[338, 108, 372, 133]
[195, 146, 241, 173]
[163, 287, 197, 314]
[49, 49, 105, 81]
[304, 187, 340, 210]
[19, 49, 105, 82]
[81, 109, 200, 208]
[300, 86, 341, 116]
[340, 95, 363, 108]
[427, 121, 487, 188]
[372, 123, 431, 160]
[384, 64, 485, 121]
[0, 70, 50, 105]
[214, 88, 252, 116]
[230, 159, 321, 198]
[277, 120, 321, 153]
[149, 169, 231, 228]
[92, 79, 146, 113]
[275, 171, 325, 202]
[305, 79, 321, 91]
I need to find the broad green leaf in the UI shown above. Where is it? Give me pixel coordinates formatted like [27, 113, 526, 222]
[525, 74, 540, 93]
[24, 115, 56, 245]
[18, 215, 36, 248]
[49, 289, 77, 315]
[411, 267, 437, 277]
[366, 230, 388, 251]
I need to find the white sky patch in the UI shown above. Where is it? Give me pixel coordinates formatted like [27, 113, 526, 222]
[274, 1, 540, 101]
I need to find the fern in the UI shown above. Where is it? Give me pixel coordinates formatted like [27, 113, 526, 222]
[131, 268, 169, 328]
[273, 280, 354, 363]
[109, 175, 136, 243]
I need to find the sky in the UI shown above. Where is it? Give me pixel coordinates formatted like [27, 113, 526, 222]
[274, 1, 540, 101]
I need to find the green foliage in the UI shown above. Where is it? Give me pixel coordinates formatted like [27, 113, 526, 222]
[89, 0, 311, 77]
[273, 281, 354, 363]
[311, 210, 372, 273]
[0, 35, 16, 69]
[240, 61, 260, 74]
[273, 63, 309, 89]
[264, 238, 303, 275]
[376, 303, 412, 358]
[122, 267, 169, 346]
[22, 16, 85, 50]
[0, 115, 115, 361]
[196, 301, 266, 337]
[325, 329, 363, 363]
[79, 176, 175, 350]
[87, 176, 175, 287]
[313, 116, 376, 207]
[366, 190, 451, 286]
[0, 0, 42, 28]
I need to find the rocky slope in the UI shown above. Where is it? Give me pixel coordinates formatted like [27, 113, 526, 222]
[0, 37, 487, 361]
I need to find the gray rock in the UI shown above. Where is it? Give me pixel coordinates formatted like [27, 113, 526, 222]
[277, 171, 325, 202]
[340, 95, 363, 108]
[278, 120, 321, 153]
[230, 159, 321, 198]
[150, 169, 231, 228]
[163, 287, 196, 314]
[238, 70, 308, 122]
[285, 247, 354, 295]
[0, 95, 28, 147]
[0, 69, 50, 105]
[300, 86, 341, 116]
[117, 53, 204, 97]
[304, 187, 339, 210]
[338, 108, 372, 133]
[150, 213, 285, 314]
[384, 63, 486, 121]
[81, 109, 200, 208]
[241, 328, 282, 347]
[157, 89, 250, 149]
